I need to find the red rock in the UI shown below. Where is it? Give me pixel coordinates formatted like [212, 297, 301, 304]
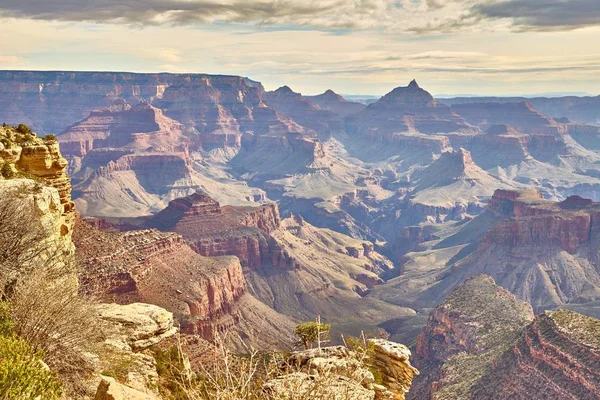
[148, 193, 280, 269]
[485, 189, 595, 253]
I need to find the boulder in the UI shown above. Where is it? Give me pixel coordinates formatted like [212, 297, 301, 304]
[94, 376, 159, 400]
[96, 302, 178, 351]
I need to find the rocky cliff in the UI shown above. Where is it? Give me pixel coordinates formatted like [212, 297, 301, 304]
[0, 124, 75, 243]
[472, 309, 600, 400]
[440, 95, 600, 125]
[75, 216, 295, 347]
[148, 193, 414, 329]
[0, 71, 265, 135]
[148, 193, 280, 269]
[451, 102, 565, 136]
[376, 188, 600, 314]
[409, 275, 600, 400]
[409, 275, 534, 399]
[264, 86, 344, 139]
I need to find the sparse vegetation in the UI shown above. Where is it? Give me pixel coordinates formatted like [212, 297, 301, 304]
[294, 320, 331, 350]
[0, 185, 101, 397]
[15, 123, 32, 135]
[0, 302, 63, 399]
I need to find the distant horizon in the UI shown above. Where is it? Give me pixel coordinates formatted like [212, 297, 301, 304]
[1, 0, 600, 97]
[1, 68, 598, 99]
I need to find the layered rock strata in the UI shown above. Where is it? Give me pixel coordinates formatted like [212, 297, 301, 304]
[408, 275, 534, 400]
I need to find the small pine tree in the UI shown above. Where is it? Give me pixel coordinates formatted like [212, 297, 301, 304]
[294, 318, 331, 350]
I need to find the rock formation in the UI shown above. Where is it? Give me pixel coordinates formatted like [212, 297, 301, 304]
[75, 216, 295, 348]
[451, 102, 565, 136]
[440, 95, 600, 125]
[346, 80, 478, 142]
[264, 340, 418, 400]
[375, 188, 600, 319]
[147, 193, 414, 328]
[306, 89, 366, 117]
[472, 309, 600, 400]
[264, 86, 344, 139]
[409, 276, 600, 400]
[408, 275, 534, 399]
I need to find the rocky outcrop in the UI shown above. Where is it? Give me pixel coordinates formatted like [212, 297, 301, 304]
[92, 303, 179, 398]
[370, 340, 419, 400]
[76, 216, 295, 348]
[148, 193, 280, 269]
[408, 275, 534, 400]
[484, 189, 598, 253]
[264, 341, 418, 400]
[56, 102, 202, 216]
[408, 276, 600, 400]
[95, 376, 159, 400]
[96, 302, 178, 351]
[148, 193, 410, 327]
[76, 218, 247, 335]
[0, 125, 75, 245]
[59, 103, 186, 158]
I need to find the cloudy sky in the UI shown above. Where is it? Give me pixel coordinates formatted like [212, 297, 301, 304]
[1, 0, 599, 96]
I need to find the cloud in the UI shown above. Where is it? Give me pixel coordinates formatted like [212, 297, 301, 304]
[0, 0, 486, 34]
[1, 0, 599, 33]
[473, 0, 600, 31]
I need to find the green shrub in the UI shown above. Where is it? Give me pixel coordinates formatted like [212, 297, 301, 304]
[15, 124, 32, 135]
[294, 321, 331, 349]
[0, 336, 62, 399]
[44, 134, 57, 141]
[0, 302, 13, 337]
[0, 304, 62, 399]
[1, 163, 15, 179]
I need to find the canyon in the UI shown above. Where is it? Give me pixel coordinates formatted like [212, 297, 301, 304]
[3, 70, 600, 398]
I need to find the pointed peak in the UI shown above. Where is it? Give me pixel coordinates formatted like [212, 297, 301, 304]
[275, 85, 295, 94]
[324, 89, 336, 95]
[376, 80, 434, 106]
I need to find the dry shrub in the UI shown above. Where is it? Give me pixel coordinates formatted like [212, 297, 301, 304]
[9, 264, 102, 394]
[0, 183, 53, 284]
[0, 183, 103, 396]
[154, 329, 375, 400]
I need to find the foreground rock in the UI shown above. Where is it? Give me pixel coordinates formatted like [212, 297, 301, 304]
[264, 340, 418, 400]
[95, 375, 159, 400]
[96, 303, 178, 351]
